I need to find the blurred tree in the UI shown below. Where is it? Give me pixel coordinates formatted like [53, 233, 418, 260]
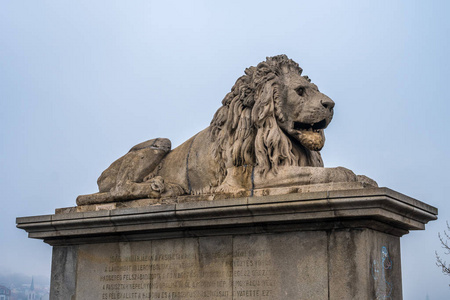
[436, 221, 450, 282]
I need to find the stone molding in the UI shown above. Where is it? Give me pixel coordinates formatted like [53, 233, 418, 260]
[17, 187, 437, 246]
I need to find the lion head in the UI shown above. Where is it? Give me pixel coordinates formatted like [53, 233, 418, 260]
[210, 55, 334, 180]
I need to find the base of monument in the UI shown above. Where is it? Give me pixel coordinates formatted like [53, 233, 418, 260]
[17, 187, 437, 300]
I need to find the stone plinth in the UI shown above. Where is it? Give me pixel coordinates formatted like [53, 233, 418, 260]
[17, 187, 437, 300]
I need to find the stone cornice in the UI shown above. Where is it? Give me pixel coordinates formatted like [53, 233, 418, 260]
[17, 187, 437, 245]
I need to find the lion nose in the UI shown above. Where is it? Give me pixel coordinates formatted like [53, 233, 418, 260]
[321, 98, 335, 110]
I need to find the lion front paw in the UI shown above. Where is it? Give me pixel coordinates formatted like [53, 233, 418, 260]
[214, 183, 246, 195]
[146, 176, 165, 193]
[162, 182, 186, 197]
[144, 176, 186, 197]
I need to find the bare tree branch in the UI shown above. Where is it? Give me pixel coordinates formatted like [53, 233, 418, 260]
[436, 221, 450, 283]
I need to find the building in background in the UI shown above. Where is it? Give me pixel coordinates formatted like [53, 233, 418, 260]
[25, 278, 35, 300]
[0, 284, 11, 300]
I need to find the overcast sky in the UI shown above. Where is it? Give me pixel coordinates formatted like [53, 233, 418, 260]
[1, 1, 449, 299]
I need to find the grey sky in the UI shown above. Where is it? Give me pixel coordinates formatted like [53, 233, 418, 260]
[1, 1, 449, 299]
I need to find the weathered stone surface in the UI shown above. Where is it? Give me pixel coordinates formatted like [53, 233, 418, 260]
[151, 237, 233, 299]
[77, 55, 377, 205]
[328, 229, 402, 300]
[49, 246, 77, 300]
[76, 242, 153, 299]
[74, 182, 375, 213]
[18, 187, 437, 244]
[65, 233, 329, 299]
[232, 232, 328, 299]
[46, 230, 402, 300]
[18, 188, 436, 300]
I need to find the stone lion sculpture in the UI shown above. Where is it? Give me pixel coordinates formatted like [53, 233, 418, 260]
[77, 55, 376, 205]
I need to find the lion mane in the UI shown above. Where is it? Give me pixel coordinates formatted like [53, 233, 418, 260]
[210, 55, 319, 184]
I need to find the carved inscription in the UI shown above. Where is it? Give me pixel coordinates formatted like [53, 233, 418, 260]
[76, 237, 285, 299]
[232, 247, 278, 298]
[149, 251, 231, 299]
[100, 254, 151, 299]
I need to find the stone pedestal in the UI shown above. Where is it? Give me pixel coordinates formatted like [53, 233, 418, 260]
[17, 187, 437, 300]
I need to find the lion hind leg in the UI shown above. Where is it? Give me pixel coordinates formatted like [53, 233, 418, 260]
[97, 157, 122, 193]
[97, 138, 171, 193]
[115, 138, 171, 184]
[78, 138, 172, 204]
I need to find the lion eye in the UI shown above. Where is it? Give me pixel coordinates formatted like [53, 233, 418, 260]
[295, 87, 305, 96]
